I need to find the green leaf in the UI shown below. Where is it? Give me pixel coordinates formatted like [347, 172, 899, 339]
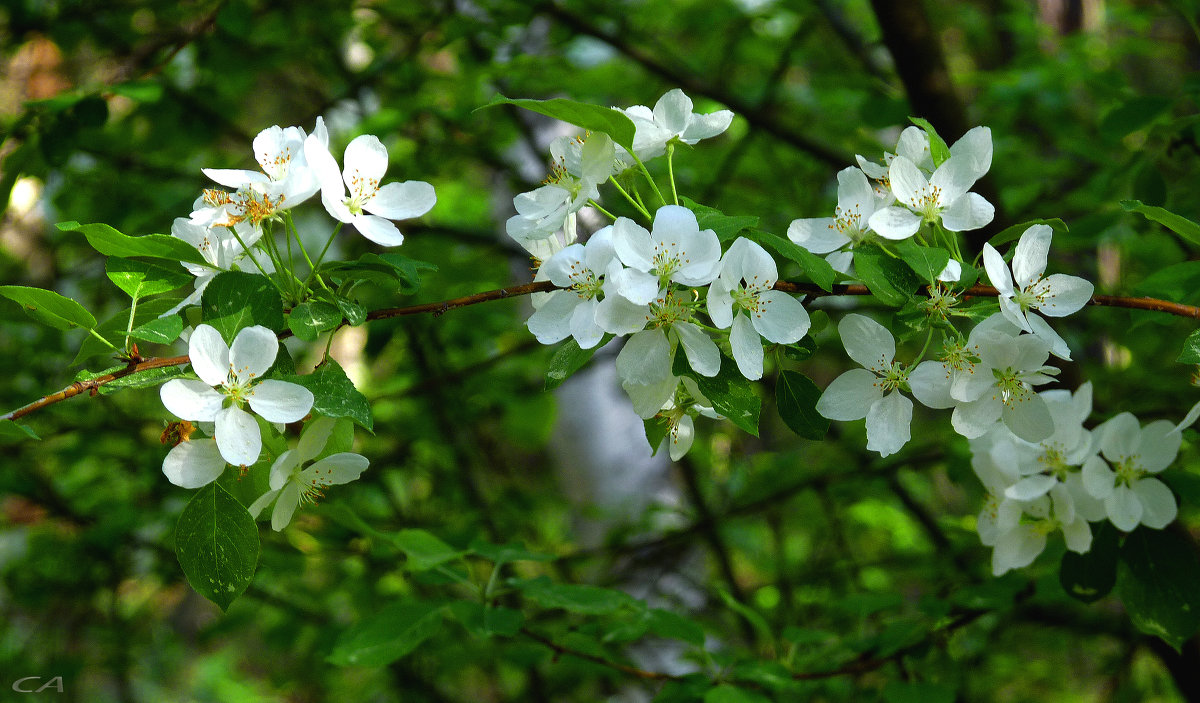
[447, 601, 524, 638]
[512, 576, 635, 615]
[321, 253, 437, 295]
[643, 416, 670, 457]
[893, 240, 950, 283]
[645, 608, 705, 646]
[105, 257, 192, 299]
[0, 285, 96, 331]
[1122, 200, 1200, 247]
[200, 271, 285, 342]
[1101, 96, 1173, 141]
[71, 297, 182, 365]
[480, 94, 636, 153]
[174, 483, 260, 612]
[328, 601, 443, 667]
[1060, 521, 1118, 604]
[0, 420, 40, 441]
[704, 685, 770, 703]
[716, 589, 774, 646]
[287, 301, 343, 342]
[852, 245, 922, 307]
[393, 529, 467, 571]
[986, 218, 1069, 249]
[775, 370, 829, 440]
[673, 353, 761, 436]
[882, 681, 956, 703]
[680, 197, 759, 242]
[99, 365, 189, 395]
[1133, 260, 1200, 304]
[745, 229, 836, 292]
[109, 80, 163, 102]
[468, 539, 555, 565]
[909, 117, 951, 166]
[129, 315, 184, 345]
[330, 294, 367, 326]
[1118, 528, 1200, 649]
[545, 338, 600, 390]
[57, 221, 209, 266]
[283, 359, 373, 431]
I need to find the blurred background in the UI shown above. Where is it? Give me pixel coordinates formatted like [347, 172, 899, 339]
[2, 0, 1200, 700]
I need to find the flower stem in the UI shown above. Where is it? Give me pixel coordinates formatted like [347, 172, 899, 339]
[226, 226, 285, 295]
[632, 153, 667, 207]
[608, 176, 651, 220]
[301, 222, 344, 293]
[588, 199, 617, 221]
[666, 143, 679, 206]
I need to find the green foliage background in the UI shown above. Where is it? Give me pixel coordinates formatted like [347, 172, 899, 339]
[3, 0, 1200, 700]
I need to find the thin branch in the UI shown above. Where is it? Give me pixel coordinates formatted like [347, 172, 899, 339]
[5, 281, 1197, 423]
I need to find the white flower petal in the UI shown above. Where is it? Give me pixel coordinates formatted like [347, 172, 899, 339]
[730, 314, 764, 381]
[865, 391, 912, 457]
[162, 439, 227, 489]
[1005, 475, 1057, 501]
[342, 135, 389, 192]
[1106, 486, 1143, 532]
[1134, 478, 1178, 529]
[188, 324, 230, 386]
[838, 314, 895, 371]
[160, 379, 225, 422]
[352, 214, 404, 246]
[271, 481, 301, 530]
[939, 193, 994, 231]
[616, 328, 672, 386]
[215, 405, 262, 466]
[867, 206, 922, 240]
[786, 217, 848, 254]
[672, 322, 720, 377]
[526, 291, 579, 345]
[1081, 456, 1116, 499]
[247, 380, 314, 423]
[982, 243, 1014, 297]
[751, 291, 809, 344]
[229, 325, 278, 382]
[366, 180, 436, 220]
[303, 452, 369, 485]
[816, 368, 882, 421]
[1011, 225, 1052, 287]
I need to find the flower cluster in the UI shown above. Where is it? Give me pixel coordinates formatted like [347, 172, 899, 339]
[154, 116, 421, 527]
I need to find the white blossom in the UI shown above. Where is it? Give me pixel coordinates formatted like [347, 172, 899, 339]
[610, 205, 721, 304]
[707, 237, 809, 380]
[160, 324, 314, 466]
[1082, 413, 1181, 531]
[621, 89, 733, 161]
[982, 224, 1094, 360]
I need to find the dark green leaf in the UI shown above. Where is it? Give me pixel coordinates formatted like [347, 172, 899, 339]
[328, 601, 443, 667]
[986, 219, 1069, 249]
[0, 285, 96, 330]
[129, 315, 184, 345]
[99, 365, 189, 395]
[322, 253, 436, 295]
[908, 117, 950, 166]
[73, 298, 184, 365]
[852, 245, 921, 307]
[645, 608, 705, 646]
[745, 229, 836, 292]
[882, 681, 956, 703]
[680, 197, 759, 242]
[174, 483, 259, 612]
[1133, 260, 1200, 304]
[782, 336, 817, 361]
[643, 416, 670, 457]
[283, 359, 373, 431]
[287, 301, 343, 342]
[468, 539, 555, 565]
[673, 353, 761, 436]
[512, 576, 634, 615]
[480, 94, 636, 153]
[704, 685, 770, 703]
[775, 370, 829, 440]
[1122, 200, 1200, 247]
[447, 601, 524, 638]
[0, 420, 40, 441]
[1060, 522, 1118, 603]
[105, 257, 192, 298]
[545, 338, 600, 390]
[1118, 528, 1200, 649]
[200, 271, 285, 342]
[57, 221, 210, 266]
[1101, 96, 1173, 141]
[393, 528, 467, 571]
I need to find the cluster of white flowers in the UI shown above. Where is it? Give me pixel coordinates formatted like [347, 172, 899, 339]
[512, 91, 810, 457]
[154, 116, 433, 528]
[791, 124, 1200, 573]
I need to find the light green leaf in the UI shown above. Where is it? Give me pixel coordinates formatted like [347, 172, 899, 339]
[174, 483, 260, 612]
[680, 197, 759, 242]
[545, 338, 601, 390]
[393, 529, 467, 571]
[893, 240, 950, 283]
[328, 601, 443, 667]
[645, 608, 705, 646]
[287, 301, 343, 342]
[283, 359, 373, 432]
[129, 315, 184, 345]
[105, 257, 192, 299]
[704, 684, 770, 703]
[200, 271, 285, 342]
[447, 601, 524, 638]
[852, 245, 921, 307]
[0, 285, 96, 331]
[1122, 200, 1200, 247]
[468, 539, 555, 565]
[1179, 329, 1200, 364]
[0, 420, 40, 441]
[908, 117, 950, 166]
[58, 221, 210, 266]
[480, 94, 637, 153]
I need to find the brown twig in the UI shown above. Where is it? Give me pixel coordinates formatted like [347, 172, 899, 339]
[5, 280, 1198, 424]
